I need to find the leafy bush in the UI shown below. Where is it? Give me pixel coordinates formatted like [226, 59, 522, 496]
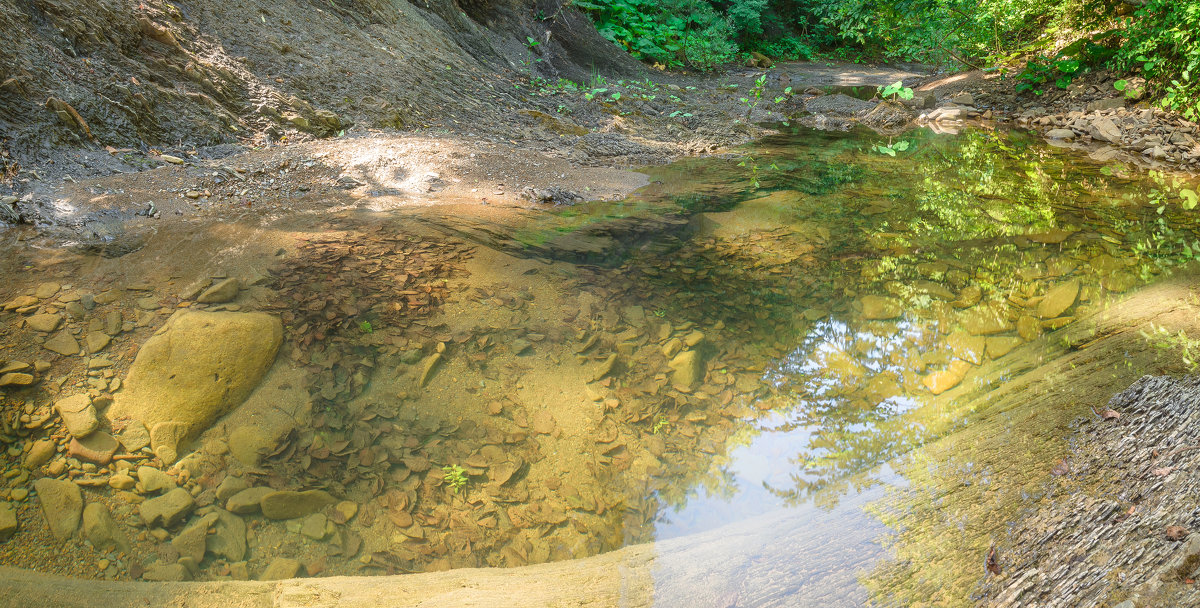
[1115, 0, 1200, 120]
[755, 36, 816, 61]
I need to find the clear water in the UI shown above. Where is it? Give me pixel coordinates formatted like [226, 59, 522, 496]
[3, 125, 1199, 606]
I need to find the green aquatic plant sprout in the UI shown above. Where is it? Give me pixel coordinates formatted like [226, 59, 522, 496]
[442, 464, 468, 493]
[359, 320, 373, 334]
[878, 80, 913, 101]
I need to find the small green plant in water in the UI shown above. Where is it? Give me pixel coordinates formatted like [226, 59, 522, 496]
[739, 74, 768, 119]
[652, 417, 669, 434]
[359, 320, 373, 334]
[878, 80, 914, 101]
[442, 464, 468, 493]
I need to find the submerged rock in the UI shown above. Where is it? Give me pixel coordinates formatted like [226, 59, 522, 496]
[259, 557, 301, 580]
[207, 509, 247, 561]
[860, 295, 903, 320]
[669, 350, 705, 390]
[110, 311, 282, 460]
[82, 503, 130, 552]
[32, 478, 83, 540]
[1037, 279, 1080, 319]
[197, 278, 240, 304]
[922, 360, 972, 395]
[226, 486, 274, 514]
[0, 503, 18, 541]
[259, 490, 336, 520]
[172, 512, 218, 563]
[139, 488, 195, 528]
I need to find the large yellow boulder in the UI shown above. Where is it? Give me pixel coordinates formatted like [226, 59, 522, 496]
[110, 311, 282, 463]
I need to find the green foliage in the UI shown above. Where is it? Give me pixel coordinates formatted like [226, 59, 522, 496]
[358, 320, 373, 334]
[1115, 0, 1200, 120]
[1013, 35, 1116, 96]
[442, 464, 468, 493]
[873, 140, 911, 156]
[878, 80, 913, 101]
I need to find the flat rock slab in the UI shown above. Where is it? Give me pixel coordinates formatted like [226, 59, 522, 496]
[110, 311, 282, 455]
[43, 331, 80, 356]
[68, 432, 119, 465]
[260, 490, 336, 520]
[32, 478, 82, 541]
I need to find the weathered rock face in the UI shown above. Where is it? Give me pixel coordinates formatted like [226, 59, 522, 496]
[109, 311, 282, 462]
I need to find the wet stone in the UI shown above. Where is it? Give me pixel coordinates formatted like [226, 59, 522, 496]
[207, 509, 247, 561]
[0, 503, 17, 541]
[82, 503, 130, 552]
[143, 563, 190, 582]
[137, 466, 176, 494]
[226, 486, 273, 514]
[54, 394, 98, 438]
[64, 302, 86, 320]
[198, 278, 240, 304]
[43, 331, 80, 356]
[103, 311, 123, 336]
[108, 473, 136, 490]
[32, 478, 83, 540]
[301, 513, 328, 540]
[532, 411, 557, 435]
[259, 489, 336, 520]
[172, 512, 218, 563]
[1037, 279, 1080, 319]
[68, 431, 119, 465]
[216, 476, 249, 501]
[922, 360, 972, 395]
[959, 305, 1012, 335]
[86, 332, 112, 353]
[417, 353, 442, 388]
[669, 349, 705, 390]
[260, 557, 301, 581]
[1017, 315, 1042, 341]
[139, 487, 195, 528]
[24, 439, 56, 469]
[860, 295, 902, 320]
[25, 314, 62, 333]
[986, 336, 1024, 359]
[0, 373, 34, 387]
[118, 421, 151, 452]
[35, 282, 61, 299]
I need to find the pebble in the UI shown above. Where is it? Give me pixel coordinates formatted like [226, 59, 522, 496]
[109, 473, 136, 490]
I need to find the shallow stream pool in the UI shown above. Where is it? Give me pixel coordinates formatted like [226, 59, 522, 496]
[3, 125, 1200, 606]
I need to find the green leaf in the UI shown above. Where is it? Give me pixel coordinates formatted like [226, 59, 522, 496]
[893, 140, 910, 151]
[1182, 189, 1199, 210]
[1114, 79, 1128, 91]
[611, 92, 621, 100]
